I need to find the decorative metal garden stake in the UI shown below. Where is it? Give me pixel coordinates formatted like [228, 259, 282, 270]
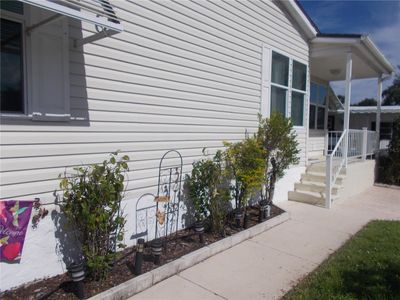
[194, 220, 205, 244]
[134, 238, 145, 275]
[151, 238, 163, 265]
[67, 262, 85, 299]
[243, 211, 250, 229]
[154, 150, 183, 243]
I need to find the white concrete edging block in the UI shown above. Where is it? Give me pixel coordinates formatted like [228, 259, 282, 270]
[89, 211, 289, 300]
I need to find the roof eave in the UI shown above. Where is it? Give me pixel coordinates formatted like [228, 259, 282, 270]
[279, 0, 319, 40]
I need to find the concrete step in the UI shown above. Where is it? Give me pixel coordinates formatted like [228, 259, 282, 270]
[295, 182, 340, 195]
[301, 172, 344, 184]
[306, 164, 347, 175]
[288, 190, 325, 206]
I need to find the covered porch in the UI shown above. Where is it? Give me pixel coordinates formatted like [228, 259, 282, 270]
[293, 34, 394, 208]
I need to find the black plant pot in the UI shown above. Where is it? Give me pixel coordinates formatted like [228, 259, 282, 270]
[235, 211, 243, 228]
[193, 220, 205, 244]
[67, 262, 85, 299]
[134, 238, 145, 275]
[151, 239, 163, 265]
[243, 211, 250, 229]
[259, 200, 268, 222]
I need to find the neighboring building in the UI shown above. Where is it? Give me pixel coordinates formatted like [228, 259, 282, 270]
[0, 0, 394, 290]
[328, 106, 400, 149]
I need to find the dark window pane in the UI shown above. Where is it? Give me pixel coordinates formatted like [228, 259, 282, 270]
[319, 85, 327, 105]
[1, 18, 24, 113]
[291, 92, 304, 126]
[310, 82, 318, 104]
[271, 52, 289, 86]
[309, 104, 316, 129]
[292, 61, 306, 91]
[317, 107, 325, 129]
[271, 86, 286, 116]
[0, 1, 23, 15]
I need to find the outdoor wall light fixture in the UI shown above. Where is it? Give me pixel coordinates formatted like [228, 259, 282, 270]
[67, 262, 85, 299]
[151, 239, 163, 265]
[134, 238, 145, 275]
[329, 68, 341, 76]
[193, 220, 205, 244]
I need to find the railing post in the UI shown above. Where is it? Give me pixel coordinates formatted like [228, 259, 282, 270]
[324, 130, 329, 155]
[325, 155, 332, 209]
[362, 127, 368, 160]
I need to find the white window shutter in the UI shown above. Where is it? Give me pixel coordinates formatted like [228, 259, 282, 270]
[30, 11, 70, 121]
[261, 45, 271, 118]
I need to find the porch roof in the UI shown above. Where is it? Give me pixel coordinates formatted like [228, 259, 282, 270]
[310, 34, 395, 81]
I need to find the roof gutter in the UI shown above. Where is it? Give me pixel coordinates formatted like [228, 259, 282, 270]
[279, 0, 318, 40]
[361, 36, 396, 75]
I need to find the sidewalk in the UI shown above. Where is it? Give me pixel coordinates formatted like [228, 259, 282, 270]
[129, 186, 400, 300]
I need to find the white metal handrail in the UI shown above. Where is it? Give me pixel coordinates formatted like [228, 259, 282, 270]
[325, 130, 346, 209]
[325, 128, 377, 208]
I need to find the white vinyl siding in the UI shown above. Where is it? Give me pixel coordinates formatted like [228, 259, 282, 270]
[0, 0, 309, 204]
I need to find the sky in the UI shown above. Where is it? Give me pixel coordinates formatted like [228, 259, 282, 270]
[299, 0, 400, 104]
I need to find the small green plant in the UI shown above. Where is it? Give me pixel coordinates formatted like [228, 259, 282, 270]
[378, 117, 400, 185]
[224, 137, 265, 211]
[258, 113, 300, 204]
[185, 150, 229, 234]
[59, 152, 129, 280]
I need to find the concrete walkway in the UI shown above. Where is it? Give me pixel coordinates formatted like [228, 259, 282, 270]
[130, 186, 400, 300]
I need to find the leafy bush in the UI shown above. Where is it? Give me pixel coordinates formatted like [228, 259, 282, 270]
[185, 150, 229, 233]
[224, 137, 265, 211]
[377, 117, 400, 185]
[59, 152, 129, 280]
[258, 113, 300, 204]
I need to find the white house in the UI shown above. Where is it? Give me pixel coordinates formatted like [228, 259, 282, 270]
[0, 0, 395, 291]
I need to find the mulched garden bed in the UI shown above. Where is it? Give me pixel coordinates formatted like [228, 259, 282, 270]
[1, 205, 284, 300]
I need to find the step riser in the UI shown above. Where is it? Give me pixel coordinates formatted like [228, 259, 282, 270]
[301, 174, 343, 185]
[307, 165, 347, 175]
[295, 183, 338, 195]
[288, 191, 325, 206]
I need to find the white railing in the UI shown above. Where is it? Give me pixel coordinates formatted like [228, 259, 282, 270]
[327, 131, 343, 154]
[325, 128, 377, 208]
[325, 130, 346, 209]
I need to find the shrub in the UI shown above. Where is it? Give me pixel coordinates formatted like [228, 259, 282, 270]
[258, 113, 300, 204]
[59, 152, 129, 280]
[224, 137, 265, 211]
[378, 117, 400, 185]
[185, 150, 229, 233]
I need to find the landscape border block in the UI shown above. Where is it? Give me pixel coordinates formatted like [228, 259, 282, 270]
[89, 211, 289, 300]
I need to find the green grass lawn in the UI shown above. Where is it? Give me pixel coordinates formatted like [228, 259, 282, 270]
[284, 220, 400, 300]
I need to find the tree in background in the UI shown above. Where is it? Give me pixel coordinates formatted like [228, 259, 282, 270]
[354, 98, 377, 106]
[382, 66, 400, 106]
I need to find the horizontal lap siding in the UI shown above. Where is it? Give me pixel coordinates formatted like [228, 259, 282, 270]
[0, 0, 308, 201]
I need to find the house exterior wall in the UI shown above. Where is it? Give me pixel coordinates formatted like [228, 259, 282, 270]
[0, 0, 309, 290]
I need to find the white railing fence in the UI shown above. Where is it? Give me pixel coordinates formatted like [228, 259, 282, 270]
[325, 128, 377, 208]
[325, 130, 346, 209]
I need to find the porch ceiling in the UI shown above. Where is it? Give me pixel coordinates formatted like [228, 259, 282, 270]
[310, 35, 394, 81]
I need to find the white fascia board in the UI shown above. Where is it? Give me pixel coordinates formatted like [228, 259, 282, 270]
[360, 36, 395, 75]
[19, 0, 123, 32]
[311, 37, 361, 45]
[279, 0, 318, 40]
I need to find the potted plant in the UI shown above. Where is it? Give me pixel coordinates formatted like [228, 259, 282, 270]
[59, 152, 129, 280]
[224, 137, 265, 228]
[257, 113, 300, 213]
[185, 150, 229, 239]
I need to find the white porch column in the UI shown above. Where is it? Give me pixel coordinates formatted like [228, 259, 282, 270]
[376, 75, 383, 151]
[343, 52, 353, 167]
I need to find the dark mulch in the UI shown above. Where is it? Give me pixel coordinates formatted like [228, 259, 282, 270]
[1, 205, 284, 300]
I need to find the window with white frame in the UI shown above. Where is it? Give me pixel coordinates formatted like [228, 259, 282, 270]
[1, 2, 25, 113]
[0, 1, 70, 120]
[309, 82, 327, 130]
[270, 51, 307, 126]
